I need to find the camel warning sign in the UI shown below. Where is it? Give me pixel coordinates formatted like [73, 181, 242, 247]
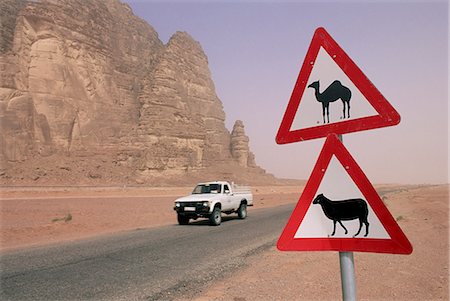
[276, 27, 401, 144]
[277, 134, 412, 254]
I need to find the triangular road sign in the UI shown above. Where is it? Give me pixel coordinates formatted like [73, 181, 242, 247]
[277, 134, 412, 254]
[276, 27, 400, 144]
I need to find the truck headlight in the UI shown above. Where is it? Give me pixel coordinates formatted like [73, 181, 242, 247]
[175, 202, 181, 207]
[202, 201, 209, 207]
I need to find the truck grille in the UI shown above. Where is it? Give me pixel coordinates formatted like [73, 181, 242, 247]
[181, 202, 201, 207]
[177, 201, 209, 213]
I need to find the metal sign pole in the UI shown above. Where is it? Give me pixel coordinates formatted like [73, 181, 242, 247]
[339, 251, 357, 301]
[338, 134, 357, 301]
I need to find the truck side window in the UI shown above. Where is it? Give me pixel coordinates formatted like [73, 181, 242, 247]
[224, 185, 230, 194]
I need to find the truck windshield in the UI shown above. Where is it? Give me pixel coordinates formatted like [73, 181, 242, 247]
[192, 184, 222, 194]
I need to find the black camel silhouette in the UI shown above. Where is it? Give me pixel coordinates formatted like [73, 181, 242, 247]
[308, 80, 352, 123]
[313, 193, 369, 237]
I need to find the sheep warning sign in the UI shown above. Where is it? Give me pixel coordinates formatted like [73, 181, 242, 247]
[277, 134, 412, 254]
[276, 27, 401, 144]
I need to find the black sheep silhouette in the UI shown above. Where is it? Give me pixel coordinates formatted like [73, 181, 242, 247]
[313, 193, 369, 237]
[308, 80, 352, 123]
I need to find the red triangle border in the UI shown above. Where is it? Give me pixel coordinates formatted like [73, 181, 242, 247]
[277, 134, 413, 254]
[276, 27, 401, 144]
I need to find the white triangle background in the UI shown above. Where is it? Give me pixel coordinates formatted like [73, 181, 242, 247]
[294, 156, 390, 239]
[291, 47, 378, 129]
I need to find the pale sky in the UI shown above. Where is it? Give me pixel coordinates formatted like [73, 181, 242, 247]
[125, 0, 449, 185]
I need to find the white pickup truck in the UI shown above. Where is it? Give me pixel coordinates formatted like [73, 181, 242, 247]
[173, 181, 253, 226]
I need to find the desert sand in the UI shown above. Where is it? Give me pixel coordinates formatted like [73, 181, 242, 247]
[0, 185, 301, 251]
[1, 184, 448, 301]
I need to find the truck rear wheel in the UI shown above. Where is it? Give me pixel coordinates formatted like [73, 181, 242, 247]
[209, 206, 221, 226]
[177, 214, 190, 225]
[237, 203, 247, 219]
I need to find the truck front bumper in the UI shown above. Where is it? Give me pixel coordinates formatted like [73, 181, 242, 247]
[174, 202, 211, 216]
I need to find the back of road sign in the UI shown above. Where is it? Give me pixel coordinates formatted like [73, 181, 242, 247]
[276, 27, 401, 144]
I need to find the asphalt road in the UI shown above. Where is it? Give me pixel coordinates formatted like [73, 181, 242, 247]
[1, 203, 295, 301]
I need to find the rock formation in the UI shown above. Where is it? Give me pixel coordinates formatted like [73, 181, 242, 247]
[230, 120, 257, 168]
[0, 0, 276, 185]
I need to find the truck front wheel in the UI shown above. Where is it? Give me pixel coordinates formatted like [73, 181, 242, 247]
[237, 203, 247, 219]
[209, 206, 222, 226]
[177, 214, 190, 225]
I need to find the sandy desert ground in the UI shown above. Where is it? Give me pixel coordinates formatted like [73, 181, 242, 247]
[1, 184, 448, 300]
[0, 185, 301, 251]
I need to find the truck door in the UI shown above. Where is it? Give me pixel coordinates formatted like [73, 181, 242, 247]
[223, 184, 233, 210]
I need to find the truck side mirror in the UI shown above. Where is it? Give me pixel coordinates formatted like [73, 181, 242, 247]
[225, 190, 230, 194]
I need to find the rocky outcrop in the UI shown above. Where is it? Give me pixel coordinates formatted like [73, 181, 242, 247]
[230, 120, 257, 168]
[135, 31, 232, 177]
[0, 0, 276, 185]
[1, 0, 164, 158]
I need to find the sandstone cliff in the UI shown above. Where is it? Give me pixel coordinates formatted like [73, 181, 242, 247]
[0, 0, 276, 186]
